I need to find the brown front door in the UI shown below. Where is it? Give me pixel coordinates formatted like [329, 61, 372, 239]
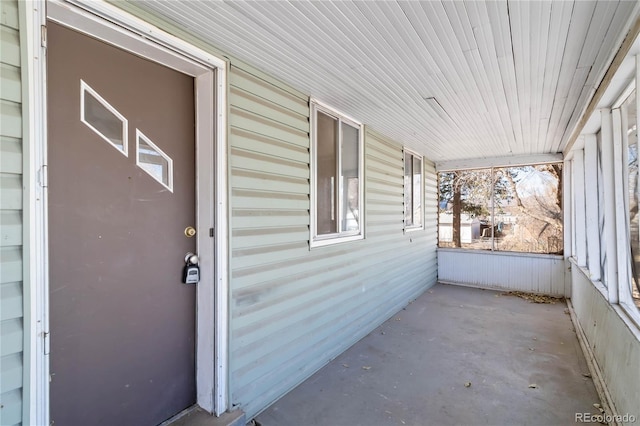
[48, 22, 197, 425]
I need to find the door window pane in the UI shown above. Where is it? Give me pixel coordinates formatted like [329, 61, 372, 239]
[80, 80, 128, 156]
[136, 130, 173, 192]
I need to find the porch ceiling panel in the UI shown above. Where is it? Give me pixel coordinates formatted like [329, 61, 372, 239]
[131, 0, 638, 163]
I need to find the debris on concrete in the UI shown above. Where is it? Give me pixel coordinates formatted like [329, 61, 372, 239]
[362, 366, 371, 370]
[528, 384, 538, 389]
[342, 364, 349, 368]
[582, 373, 592, 378]
[464, 382, 471, 387]
[502, 291, 565, 304]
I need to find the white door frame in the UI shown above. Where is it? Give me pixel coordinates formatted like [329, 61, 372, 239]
[28, 1, 229, 423]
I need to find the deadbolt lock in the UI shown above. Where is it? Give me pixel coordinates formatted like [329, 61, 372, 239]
[184, 226, 196, 237]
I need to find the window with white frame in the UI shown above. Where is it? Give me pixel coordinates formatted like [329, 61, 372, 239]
[404, 150, 423, 229]
[310, 101, 363, 246]
[622, 88, 640, 311]
[438, 164, 563, 253]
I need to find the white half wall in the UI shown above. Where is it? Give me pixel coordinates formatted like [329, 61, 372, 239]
[438, 249, 569, 297]
[570, 262, 640, 424]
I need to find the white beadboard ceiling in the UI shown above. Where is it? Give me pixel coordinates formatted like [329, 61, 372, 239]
[130, 0, 639, 164]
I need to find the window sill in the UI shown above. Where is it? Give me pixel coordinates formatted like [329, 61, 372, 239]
[437, 247, 564, 260]
[310, 233, 364, 248]
[404, 226, 424, 233]
[619, 301, 640, 334]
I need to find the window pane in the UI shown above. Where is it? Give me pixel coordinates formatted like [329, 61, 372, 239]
[341, 123, 360, 232]
[404, 154, 413, 225]
[316, 111, 338, 235]
[624, 90, 640, 310]
[81, 81, 127, 155]
[597, 132, 607, 286]
[493, 165, 563, 254]
[438, 169, 492, 249]
[413, 156, 422, 226]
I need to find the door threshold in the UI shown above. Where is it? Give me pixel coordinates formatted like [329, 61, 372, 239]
[161, 405, 246, 426]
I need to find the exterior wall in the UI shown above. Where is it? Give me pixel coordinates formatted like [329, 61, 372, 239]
[0, 0, 24, 425]
[438, 249, 568, 297]
[565, 24, 640, 423]
[228, 61, 438, 418]
[571, 265, 640, 424]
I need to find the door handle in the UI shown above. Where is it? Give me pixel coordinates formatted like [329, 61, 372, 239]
[184, 226, 196, 237]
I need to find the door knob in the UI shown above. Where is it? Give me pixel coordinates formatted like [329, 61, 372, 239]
[184, 252, 199, 265]
[184, 226, 196, 237]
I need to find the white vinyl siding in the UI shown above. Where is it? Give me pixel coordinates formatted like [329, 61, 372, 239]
[228, 61, 437, 419]
[0, 0, 24, 425]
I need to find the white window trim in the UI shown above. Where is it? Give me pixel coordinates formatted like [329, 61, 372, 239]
[583, 69, 640, 329]
[80, 79, 128, 157]
[31, 1, 230, 423]
[404, 148, 424, 232]
[310, 100, 364, 248]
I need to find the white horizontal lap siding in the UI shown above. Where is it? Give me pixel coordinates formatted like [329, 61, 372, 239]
[228, 62, 437, 418]
[438, 250, 566, 297]
[0, 1, 24, 425]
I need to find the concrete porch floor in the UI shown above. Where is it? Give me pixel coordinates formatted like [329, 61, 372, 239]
[253, 283, 601, 426]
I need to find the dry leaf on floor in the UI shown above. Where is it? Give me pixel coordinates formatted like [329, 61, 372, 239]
[362, 366, 371, 370]
[528, 384, 538, 389]
[464, 382, 471, 387]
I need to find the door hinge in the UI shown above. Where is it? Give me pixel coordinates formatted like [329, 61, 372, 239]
[210, 228, 214, 238]
[39, 165, 48, 188]
[41, 25, 47, 48]
[43, 331, 50, 355]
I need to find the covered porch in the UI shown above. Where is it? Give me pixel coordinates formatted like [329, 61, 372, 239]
[252, 283, 600, 426]
[2, 1, 640, 425]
